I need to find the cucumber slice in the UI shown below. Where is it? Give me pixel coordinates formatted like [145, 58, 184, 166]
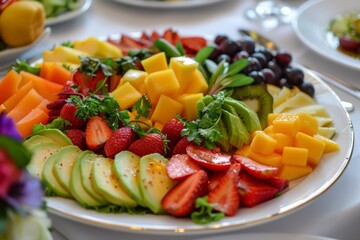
[113, 151, 146, 207]
[138, 153, 176, 214]
[23, 135, 54, 150]
[27, 142, 62, 179]
[53, 145, 82, 192]
[34, 129, 72, 147]
[92, 156, 137, 207]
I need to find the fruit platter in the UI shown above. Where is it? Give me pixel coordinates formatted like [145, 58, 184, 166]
[0, 28, 353, 234]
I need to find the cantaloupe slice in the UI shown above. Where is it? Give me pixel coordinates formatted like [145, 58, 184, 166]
[19, 71, 63, 101]
[40, 62, 72, 85]
[7, 88, 44, 122]
[3, 81, 34, 113]
[0, 70, 22, 104]
[37, 99, 50, 114]
[16, 108, 49, 138]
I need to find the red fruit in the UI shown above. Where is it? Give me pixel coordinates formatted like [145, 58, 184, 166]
[60, 103, 86, 129]
[172, 137, 191, 155]
[208, 163, 241, 191]
[237, 172, 279, 208]
[233, 154, 278, 179]
[267, 176, 289, 191]
[339, 37, 360, 53]
[72, 69, 106, 95]
[85, 116, 113, 151]
[181, 37, 207, 53]
[186, 144, 232, 172]
[161, 170, 208, 217]
[66, 129, 86, 150]
[104, 127, 137, 158]
[166, 154, 203, 181]
[46, 99, 67, 110]
[161, 118, 184, 155]
[207, 163, 241, 216]
[128, 133, 164, 157]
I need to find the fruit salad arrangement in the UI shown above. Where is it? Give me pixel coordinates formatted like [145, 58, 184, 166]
[0, 28, 340, 223]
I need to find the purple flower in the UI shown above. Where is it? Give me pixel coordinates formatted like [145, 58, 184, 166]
[5, 171, 44, 210]
[0, 112, 22, 141]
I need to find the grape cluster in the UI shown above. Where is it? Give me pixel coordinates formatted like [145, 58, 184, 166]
[209, 35, 315, 97]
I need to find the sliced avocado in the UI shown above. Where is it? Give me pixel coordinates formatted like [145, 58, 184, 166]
[70, 151, 106, 208]
[113, 151, 146, 207]
[221, 109, 249, 149]
[80, 153, 108, 205]
[92, 156, 137, 207]
[138, 153, 176, 214]
[214, 118, 230, 152]
[34, 129, 72, 147]
[24, 135, 54, 150]
[42, 152, 72, 198]
[27, 142, 62, 179]
[54, 145, 82, 192]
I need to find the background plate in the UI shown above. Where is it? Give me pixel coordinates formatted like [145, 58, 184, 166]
[292, 0, 360, 71]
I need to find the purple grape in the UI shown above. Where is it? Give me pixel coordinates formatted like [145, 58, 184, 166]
[275, 50, 292, 68]
[261, 68, 278, 85]
[238, 37, 256, 54]
[214, 35, 229, 45]
[242, 57, 262, 74]
[219, 39, 242, 57]
[267, 60, 282, 80]
[256, 46, 274, 61]
[251, 52, 267, 68]
[249, 71, 265, 84]
[284, 67, 304, 86]
[232, 50, 249, 62]
[300, 82, 315, 97]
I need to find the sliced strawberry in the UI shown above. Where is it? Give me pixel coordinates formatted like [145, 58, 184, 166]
[172, 137, 191, 155]
[208, 163, 241, 191]
[166, 154, 203, 181]
[163, 28, 175, 45]
[237, 172, 279, 208]
[151, 31, 161, 40]
[181, 37, 207, 53]
[267, 176, 289, 191]
[233, 154, 279, 179]
[186, 144, 232, 172]
[72, 69, 106, 95]
[128, 133, 165, 157]
[85, 116, 113, 151]
[120, 34, 152, 49]
[140, 31, 154, 42]
[107, 38, 131, 55]
[66, 129, 86, 150]
[59, 103, 86, 129]
[161, 118, 184, 155]
[161, 170, 208, 217]
[207, 163, 241, 216]
[104, 126, 137, 158]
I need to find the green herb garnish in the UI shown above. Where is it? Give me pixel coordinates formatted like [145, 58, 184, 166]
[190, 196, 225, 224]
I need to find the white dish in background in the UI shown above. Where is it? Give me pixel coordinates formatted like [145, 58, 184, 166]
[108, 0, 228, 9]
[292, 0, 360, 71]
[46, 66, 354, 235]
[197, 233, 336, 240]
[0, 27, 51, 65]
[46, 0, 92, 26]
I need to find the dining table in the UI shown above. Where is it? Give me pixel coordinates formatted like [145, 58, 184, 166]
[18, 0, 360, 239]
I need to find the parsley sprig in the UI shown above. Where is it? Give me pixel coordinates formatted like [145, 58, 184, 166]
[190, 196, 225, 224]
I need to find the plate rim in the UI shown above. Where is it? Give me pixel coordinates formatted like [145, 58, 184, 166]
[107, 0, 228, 9]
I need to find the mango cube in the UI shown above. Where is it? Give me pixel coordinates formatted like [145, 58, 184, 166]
[129, 110, 153, 130]
[111, 82, 142, 110]
[42, 46, 89, 64]
[314, 134, 340, 153]
[272, 114, 300, 137]
[267, 113, 282, 126]
[183, 69, 208, 94]
[250, 131, 277, 155]
[151, 95, 184, 125]
[298, 113, 319, 136]
[169, 56, 198, 93]
[145, 69, 180, 104]
[235, 144, 251, 157]
[73, 37, 122, 58]
[295, 132, 326, 166]
[268, 132, 294, 153]
[153, 121, 164, 131]
[119, 69, 148, 93]
[248, 150, 282, 167]
[141, 52, 168, 73]
[277, 165, 313, 181]
[282, 147, 308, 166]
[176, 93, 204, 121]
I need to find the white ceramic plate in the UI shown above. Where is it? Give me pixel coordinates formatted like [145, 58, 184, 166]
[292, 0, 360, 71]
[108, 0, 228, 9]
[46, 0, 92, 26]
[197, 233, 336, 240]
[0, 27, 51, 65]
[46, 67, 354, 235]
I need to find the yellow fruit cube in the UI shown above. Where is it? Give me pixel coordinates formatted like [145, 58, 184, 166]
[42, 46, 89, 64]
[267, 113, 282, 126]
[153, 122, 164, 131]
[263, 125, 274, 134]
[151, 95, 184, 124]
[183, 69, 208, 94]
[73, 37, 122, 58]
[141, 52, 168, 73]
[282, 147, 308, 166]
[298, 113, 318, 136]
[235, 144, 251, 157]
[248, 150, 282, 167]
[268, 132, 294, 153]
[272, 114, 300, 137]
[111, 82, 142, 110]
[169, 56, 198, 93]
[119, 69, 148, 93]
[277, 165, 313, 181]
[250, 131, 277, 155]
[129, 110, 153, 130]
[176, 93, 203, 121]
[295, 132, 326, 166]
[145, 69, 180, 104]
[314, 134, 340, 153]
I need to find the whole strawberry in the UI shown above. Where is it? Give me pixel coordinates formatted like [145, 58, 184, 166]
[66, 129, 87, 150]
[162, 118, 184, 155]
[172, 136, 191, 155]
[60, 103, 86, 129]
[104, 126, 137, 158]
[128, 133, 165, 157]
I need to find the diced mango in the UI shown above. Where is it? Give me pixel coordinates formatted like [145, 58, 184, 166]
[263, 125, 274, 134]
[153, 122, 164, 131]
[151, 95, 183, 125]
[267, 113, 282, 126]
[176, 93, 203, 121]
[169, 56, 198, 93]
[248, 150, 282, 167]
[235, 144, 251, 157]
[119, 69, 148, 94]
[282, 147, 308, 166]
[129, 110, 153, 130]
[141, 52, 168, 73]
[111, 82, 142, 110]
[298, 113, 318, 136]
[277, 165, 313, 181]
[272, 114, 300, 137]
[295, 132, 326, 166]
[314, 134, 340, 153]
[250, 131, 277, 155]
[145, 69, 180, 104]
[42, 45, 89, 64]
[73, 37, 122, 58]
[183, 69, 208, 94]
